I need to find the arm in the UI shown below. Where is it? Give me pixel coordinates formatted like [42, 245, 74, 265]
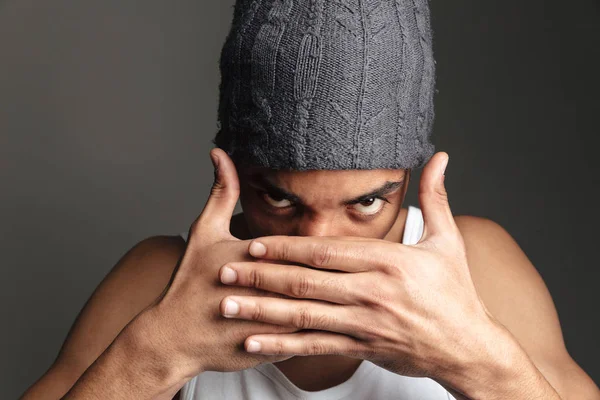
[445, 215, 600, 400]
[60, 307, 189, 400]
[19, 235, 186, 400]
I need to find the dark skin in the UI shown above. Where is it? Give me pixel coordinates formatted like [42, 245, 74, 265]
[209, 149, 599, 399]
[20, 148, 599, 399]
[231, 164, 412, 391]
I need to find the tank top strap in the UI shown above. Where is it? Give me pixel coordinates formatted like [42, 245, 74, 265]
[180, 375, 198, 400]
[402, 205, 424, 245]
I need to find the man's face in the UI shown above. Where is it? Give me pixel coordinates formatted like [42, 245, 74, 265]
[237, 165, 410, 239]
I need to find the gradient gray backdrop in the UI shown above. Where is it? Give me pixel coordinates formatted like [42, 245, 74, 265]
[1, 0, 598, 398]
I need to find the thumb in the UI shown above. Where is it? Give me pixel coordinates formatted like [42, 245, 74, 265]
[417, 151, 456, 242]
[194, 147, 241, 239]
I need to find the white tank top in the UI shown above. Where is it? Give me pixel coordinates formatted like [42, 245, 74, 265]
[178, 205, 455, 400]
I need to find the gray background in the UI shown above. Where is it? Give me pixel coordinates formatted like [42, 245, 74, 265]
[1, 0, 598, 398]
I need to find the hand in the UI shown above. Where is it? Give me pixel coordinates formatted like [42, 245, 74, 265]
[216, 152, 497, 378]
[136, 148, 297, 378]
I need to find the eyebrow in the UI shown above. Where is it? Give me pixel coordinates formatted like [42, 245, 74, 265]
[249, 175, 404, 206]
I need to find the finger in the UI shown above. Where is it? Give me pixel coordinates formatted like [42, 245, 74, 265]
[219, 296, 362, 336]
[192, 148, 241, 239]
[246, 236, 403, 272]
[243, 331, 369, 357]
[219, 261, 356, 304]
[417, 152, 458, 242]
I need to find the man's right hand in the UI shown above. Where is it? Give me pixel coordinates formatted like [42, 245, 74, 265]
[60, 148, 297, 400]
[134, 147, 297, 378]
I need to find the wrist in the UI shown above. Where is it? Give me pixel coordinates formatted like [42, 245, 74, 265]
[429, 314, 520, 397]
[63, 308, 195, 400]
[432, 315, 557, 399]
[123, 306, 202, 386]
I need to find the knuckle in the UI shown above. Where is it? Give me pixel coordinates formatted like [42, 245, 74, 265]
[306, 341, 327, 356]
[346, 346, 362, 358]
[289, 273, 312, 298]
[315, 313, 334, 330]
[291, 308, 312, 329]
[248, 268, 263, 289]
[210, 179, 225, 197]
[343, 338, 365, 358]
[436, 186, 449, 203]
[276, 242, 291, 261]
[376, 255, 401, 275]
[312, 243, 335, 267]
[273, 339, 286, 355]
[359, 346, 375, 359]
[422, 186, 447, 207]
[251, 304, 266, 321]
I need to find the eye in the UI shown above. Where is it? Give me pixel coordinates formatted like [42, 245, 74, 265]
[352, 197, 387, 216]
[261, 192, 293, 208]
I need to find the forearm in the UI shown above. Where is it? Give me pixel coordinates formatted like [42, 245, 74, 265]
[61, 312, 192, 400]
[433, 319, 561, 400]
[20, 364, 82, 400]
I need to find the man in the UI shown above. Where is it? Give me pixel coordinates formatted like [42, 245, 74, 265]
[21, 0, 599, 399]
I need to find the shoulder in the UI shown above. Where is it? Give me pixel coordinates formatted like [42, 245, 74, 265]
[66, 233, 187, 358]
[450, 214, 552, 335]
[117, 234, 187, 276]
[452, 215, 529, 270]
[451, 215, 599, 398]
[451, 215, 547, 310]
[453, 214, 518, 250]
[98, 234, 187, 305]
[47, 235, 187, 394]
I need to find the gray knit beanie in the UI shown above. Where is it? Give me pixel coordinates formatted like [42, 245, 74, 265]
[212, 0, 436, 171]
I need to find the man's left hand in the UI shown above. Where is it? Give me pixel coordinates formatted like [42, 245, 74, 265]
[217, 152, 501, 379]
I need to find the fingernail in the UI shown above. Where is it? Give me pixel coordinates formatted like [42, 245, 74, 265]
[220, 266, 237, 284]
[223, 299, 239, 317]
[249, 241, 267, 257]
[247, 340, 262, 352]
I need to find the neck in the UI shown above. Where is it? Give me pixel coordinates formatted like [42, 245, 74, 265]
[273, 355, 364, 391]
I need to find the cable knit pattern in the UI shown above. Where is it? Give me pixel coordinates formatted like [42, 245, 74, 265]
[214, 0, 437, 170]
